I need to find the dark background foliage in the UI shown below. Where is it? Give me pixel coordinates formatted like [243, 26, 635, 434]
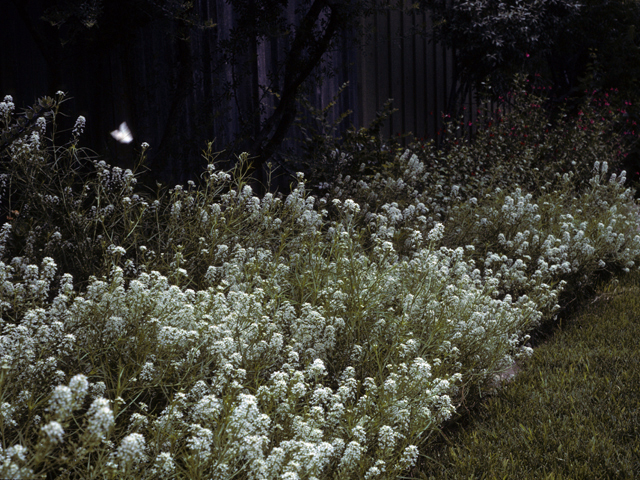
[3, 0, 640, 191]
[2, 0, 393, 192]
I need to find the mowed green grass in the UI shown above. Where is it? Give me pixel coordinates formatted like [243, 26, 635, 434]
[416, 270, 640, 479]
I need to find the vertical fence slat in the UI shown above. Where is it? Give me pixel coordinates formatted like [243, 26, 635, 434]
[414, 9, 426, 141]
[377, 8, 391, 139]
[402, 1, 416, 141]
[389, 7, 403, 138]
[424, 11, 436, 141]
[357, 13, 377, 133]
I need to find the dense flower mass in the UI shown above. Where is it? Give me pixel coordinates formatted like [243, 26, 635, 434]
[0, 88, 639, 478]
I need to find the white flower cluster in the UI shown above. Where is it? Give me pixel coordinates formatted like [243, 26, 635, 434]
[0, 222, 469, 478]
[1, 126, 640, 479]
[93, 160, 137, 195]
[0, 95, 15, 120]
[6, 127, 46, 163]
[72, 115, 86, 140]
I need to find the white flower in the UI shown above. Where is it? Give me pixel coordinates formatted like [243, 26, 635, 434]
[0, 95, 15, 117]
[306, 359, 327, 379]
[364, 460, 386, 478]
[150, 452, 175, 476]
[338, 441, 364, 470]
[72, 116, 86, 138]
[47, 385, 73, 420]
[400, 445, 419, 468]
[41, 421, 64, 444]
[128, 413, 148, 432]
[343, 198, 361, 214]
[85, 398, 114, 440]
[228, 394, 270, 441]
[377, 425, 398, 450]
[69, 374, 88, 401]
[187, 425, 214, 461]
[428, 223, 445, 242]
[0, 402, 17, 428]
[191, 395, 222, 424]
[107, 245, 126, 256]
[351, 425, 367, 444]
[116, 433, 146, 466]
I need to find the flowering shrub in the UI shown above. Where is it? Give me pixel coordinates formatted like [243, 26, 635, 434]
[287, 84, 405, 198]
[325, 75, 638, 211]
[0, 88, 639, 479]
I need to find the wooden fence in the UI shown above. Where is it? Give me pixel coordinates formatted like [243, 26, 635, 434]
[154, 0, 492, 162]
[268, 0, 487, 155]
[356, 2, 475, 143]
[2, 0, 496, 182]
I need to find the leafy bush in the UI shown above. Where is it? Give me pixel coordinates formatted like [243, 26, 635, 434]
[0, 92, 150, 290]
[286, 81, 407, 198]
[322, 75, 637, 212]
[0, 87, 638, 479]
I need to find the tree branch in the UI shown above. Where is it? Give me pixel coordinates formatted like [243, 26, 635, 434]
[247, 0, 345, 192]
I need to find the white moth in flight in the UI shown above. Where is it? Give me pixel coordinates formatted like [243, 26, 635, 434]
[110, 122, 133, 143]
